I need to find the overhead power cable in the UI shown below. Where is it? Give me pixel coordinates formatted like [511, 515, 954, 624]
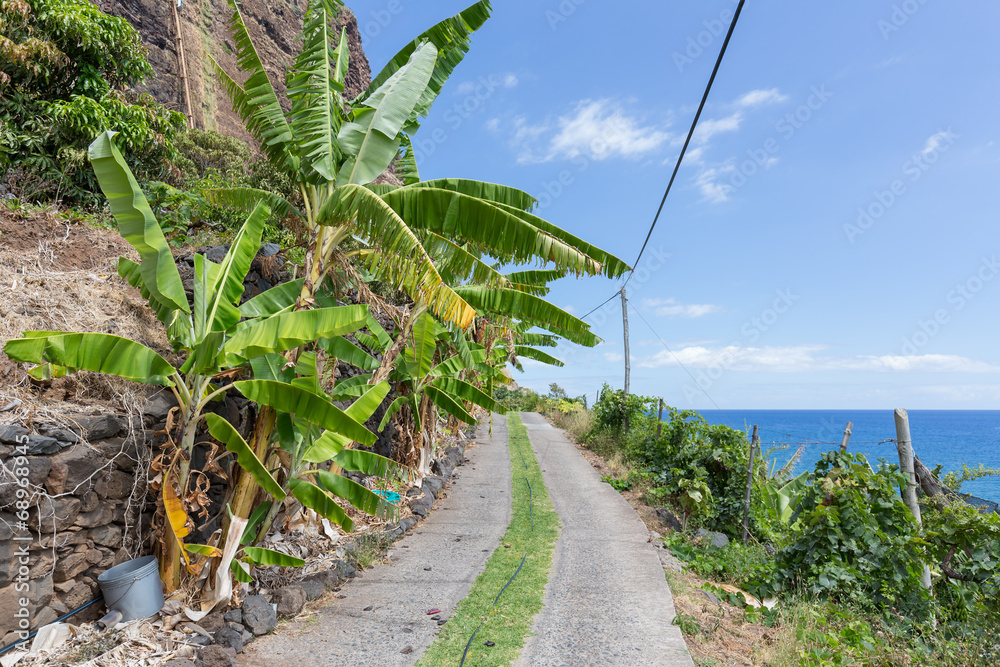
[625, 0, 748, 286]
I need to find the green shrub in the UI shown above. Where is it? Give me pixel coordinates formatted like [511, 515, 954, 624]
[591, 383, 657, 433]
[766, 451, 930, 616]
[0, 0, 184, 205]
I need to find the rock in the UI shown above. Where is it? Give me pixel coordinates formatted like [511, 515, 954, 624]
[223, 609, 242, 625]
[46, 446, 104, 494]
[196, 645, 237, 667]
[241, 629, 252, 643]
[0, 445, 11, 460]
[190, 635, 213, 647]
[95, 471, 134, 499]
[32, 496, 81, 533]
[405, 487, 421, 498]
[422, 476, 444, 498]
[71, 415, 123, 441]
[240, 595, 276, 636]
[259, 243, 280, 257]
[0, 425, 28, 444]
[89, 525, 123, 548]
[227, 622, 243, 633]
[272, 585, 306, 617]
[59, 582, 93, 609]
[33, 605, 58, 627]
[38, 426, 79, 445]
[655, 507, 683, 532]
[144, 391, 177, 420]
[53, 551, 91, 582]
[164, 660, 196, 667]
[73, 504, 116, 528]
[79, 491, 100, 513]
[334, 560, 356, 579]
[694, 529, 729, 549]
[26, 435, 59, 455]
[298, 579, 325, 601]
[698, 589, 721, 605]
[409, 502, 427, 518]
[214, 626, 244, 653]
[399, 517, 416, 532]
[199, 611, 226, 633]
[301, 570, 339, 590]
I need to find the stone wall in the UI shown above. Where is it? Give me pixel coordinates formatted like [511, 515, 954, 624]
[0, 397, 174, 644]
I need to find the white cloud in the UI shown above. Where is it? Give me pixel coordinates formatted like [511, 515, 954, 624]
[485, 117, 500, 132]
[636, 344, 1000, 374]
[642, 297, 722, 318]
[562, 304, 578, 315]
[456, 81, 476, 95]
[503, 73, 519, 88]
[604, 352, 624, 363]
[735, 88, 789, 108]
[922, 131, 952, 156]
[692, 113, 743, 144]
[511, 99, 670, 164]
[875, 55, 905, 69]
[694, 165, 735, 203]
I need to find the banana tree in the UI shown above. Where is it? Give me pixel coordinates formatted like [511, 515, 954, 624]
[206, 0, 629, 330]
[3, 132, 380, 592]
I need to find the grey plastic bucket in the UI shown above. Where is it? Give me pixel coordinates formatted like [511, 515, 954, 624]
[97, 555, 164, 622]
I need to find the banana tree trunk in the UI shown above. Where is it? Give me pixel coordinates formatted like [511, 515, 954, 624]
[417, 394, 435, 477]
[219, 406, 276, 557]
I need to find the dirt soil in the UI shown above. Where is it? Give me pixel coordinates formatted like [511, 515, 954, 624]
[0, 207, 171, 414]
[547, 416, 775, 667]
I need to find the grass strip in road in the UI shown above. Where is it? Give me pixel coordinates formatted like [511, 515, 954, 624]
[416, 413, 560, 667]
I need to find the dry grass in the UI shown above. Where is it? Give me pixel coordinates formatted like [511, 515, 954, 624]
[0, 206, 172, 416]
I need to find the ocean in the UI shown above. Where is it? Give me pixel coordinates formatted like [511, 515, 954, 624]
[696, 410, 1000, 503]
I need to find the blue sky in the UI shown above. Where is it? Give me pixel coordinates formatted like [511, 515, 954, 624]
[351, 0, 1000, 410]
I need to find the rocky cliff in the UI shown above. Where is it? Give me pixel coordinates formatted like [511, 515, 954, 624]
[100, 0, 372, 141]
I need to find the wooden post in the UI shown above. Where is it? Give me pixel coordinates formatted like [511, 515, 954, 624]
[894, 408, 932, 590]
[620, 287, 630, 432]
[742, 425, 759, 544]
[172, 0, 195, 129]
[839, 421, 853, 453]
[656, 398, 664, 439]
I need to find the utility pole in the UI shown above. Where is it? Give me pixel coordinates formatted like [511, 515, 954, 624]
[742, 425, 759, 544]
[172, 0, 195, 129]
[621, 286, 630, 431]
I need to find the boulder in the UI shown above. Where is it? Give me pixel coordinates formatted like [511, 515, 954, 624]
[196, 645, 237, 667]
[654, 507, 683, 532]
[272, 585, 306, 617]
[0, 425, 28, 444]
[214, 626, 244, 653]
[240, 595, 276, 636]
[223, 608, 242, 625]
[144, 391, 177, 420]
[298, 579, 325, 601]
[694, 528, 729, 549]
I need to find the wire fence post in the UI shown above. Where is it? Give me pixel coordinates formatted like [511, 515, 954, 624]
[742, 425, 759, 544]
[894, 408, 932, 590]
[656, 398, 664, 439]
[839, 421, 854, 453]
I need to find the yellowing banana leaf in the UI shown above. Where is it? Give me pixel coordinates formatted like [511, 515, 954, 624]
[205, 414, 286, 500]
[4, 333, 176, 386]
[184, 544, 223, 558]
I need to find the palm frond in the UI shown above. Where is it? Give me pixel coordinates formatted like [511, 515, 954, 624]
[454, 286, 600, 347]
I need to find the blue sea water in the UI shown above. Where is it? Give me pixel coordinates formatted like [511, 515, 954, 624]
[696, 410, 1000, 503]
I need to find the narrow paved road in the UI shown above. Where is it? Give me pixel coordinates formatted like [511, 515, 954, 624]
[515, 412, 694, 667]
[238, 416, 511, 667]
